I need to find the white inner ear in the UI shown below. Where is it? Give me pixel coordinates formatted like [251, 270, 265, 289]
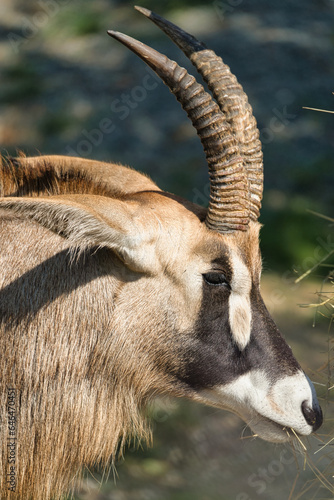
[229, 253, 252, 350]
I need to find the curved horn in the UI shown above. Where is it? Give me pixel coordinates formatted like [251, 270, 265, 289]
[135, 6, 263, 221]
[107, 30, 249, 233]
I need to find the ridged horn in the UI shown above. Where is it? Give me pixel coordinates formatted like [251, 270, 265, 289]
[107, 30, 249, 233]
[135, 5, 263, 221]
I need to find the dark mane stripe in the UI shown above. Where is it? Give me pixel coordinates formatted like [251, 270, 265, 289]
[0, 155, 114, 198]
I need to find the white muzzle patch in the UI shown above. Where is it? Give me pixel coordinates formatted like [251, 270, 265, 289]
[199, 370, 316, 442]
[228, 254, 252, 350]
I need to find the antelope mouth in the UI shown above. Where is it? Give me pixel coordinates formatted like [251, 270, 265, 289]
[197, 370, 323, 443]
[243, 411, 308, 443]
[199, 399, 315, 443]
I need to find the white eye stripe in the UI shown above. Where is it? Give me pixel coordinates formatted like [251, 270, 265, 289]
[228, 254, 252, 350]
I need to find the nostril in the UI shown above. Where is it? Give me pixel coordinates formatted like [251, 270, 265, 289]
[302, 400, 323, 431]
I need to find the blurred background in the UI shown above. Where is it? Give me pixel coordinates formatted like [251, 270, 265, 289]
[0, 0, 333, 498]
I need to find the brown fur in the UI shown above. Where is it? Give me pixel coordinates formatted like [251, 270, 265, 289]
[0, 155, 225, 499]
[0, 154, 289, 499]
[0, 156, 158, 498]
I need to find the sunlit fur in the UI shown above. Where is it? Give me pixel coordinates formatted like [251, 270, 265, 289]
[0, 155, 319, 499]
[0, 156, 239, 498]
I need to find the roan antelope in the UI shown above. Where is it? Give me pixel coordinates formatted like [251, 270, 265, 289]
[0, 6, 322, 500]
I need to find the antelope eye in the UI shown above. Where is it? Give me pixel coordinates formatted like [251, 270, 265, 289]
[203, 272, 230, 287]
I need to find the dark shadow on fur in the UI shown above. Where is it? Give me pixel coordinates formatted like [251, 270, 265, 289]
[0, 246, 140, 326]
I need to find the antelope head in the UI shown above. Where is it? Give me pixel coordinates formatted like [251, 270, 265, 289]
[105, 7, 322, 442]
[0, 8, 322, 452]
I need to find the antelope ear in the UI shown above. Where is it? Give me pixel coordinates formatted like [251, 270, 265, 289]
[0, 194, 156, 272]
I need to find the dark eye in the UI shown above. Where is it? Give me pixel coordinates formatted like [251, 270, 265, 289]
[203, 272, 230, 287]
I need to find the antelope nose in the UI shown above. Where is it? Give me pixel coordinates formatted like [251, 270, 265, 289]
[301, 400, 323, 431]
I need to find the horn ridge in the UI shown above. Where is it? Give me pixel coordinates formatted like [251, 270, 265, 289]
[107, 29, 249, 232]
[135, 6, 263, 222]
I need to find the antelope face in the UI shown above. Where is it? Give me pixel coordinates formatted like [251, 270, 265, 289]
[105, 7, 323, 442]
[106, 8, 323, 442]
[179, 225, 321, 442]
[142, 199, 322, 443]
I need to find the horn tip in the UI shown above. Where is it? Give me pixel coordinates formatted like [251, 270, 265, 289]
[134, 5, 152, 17]
[135, 5, 206, 56]
[107, 30, 132, 45]
[107, 29, 118, 38]
[107, 30, 141, 52]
